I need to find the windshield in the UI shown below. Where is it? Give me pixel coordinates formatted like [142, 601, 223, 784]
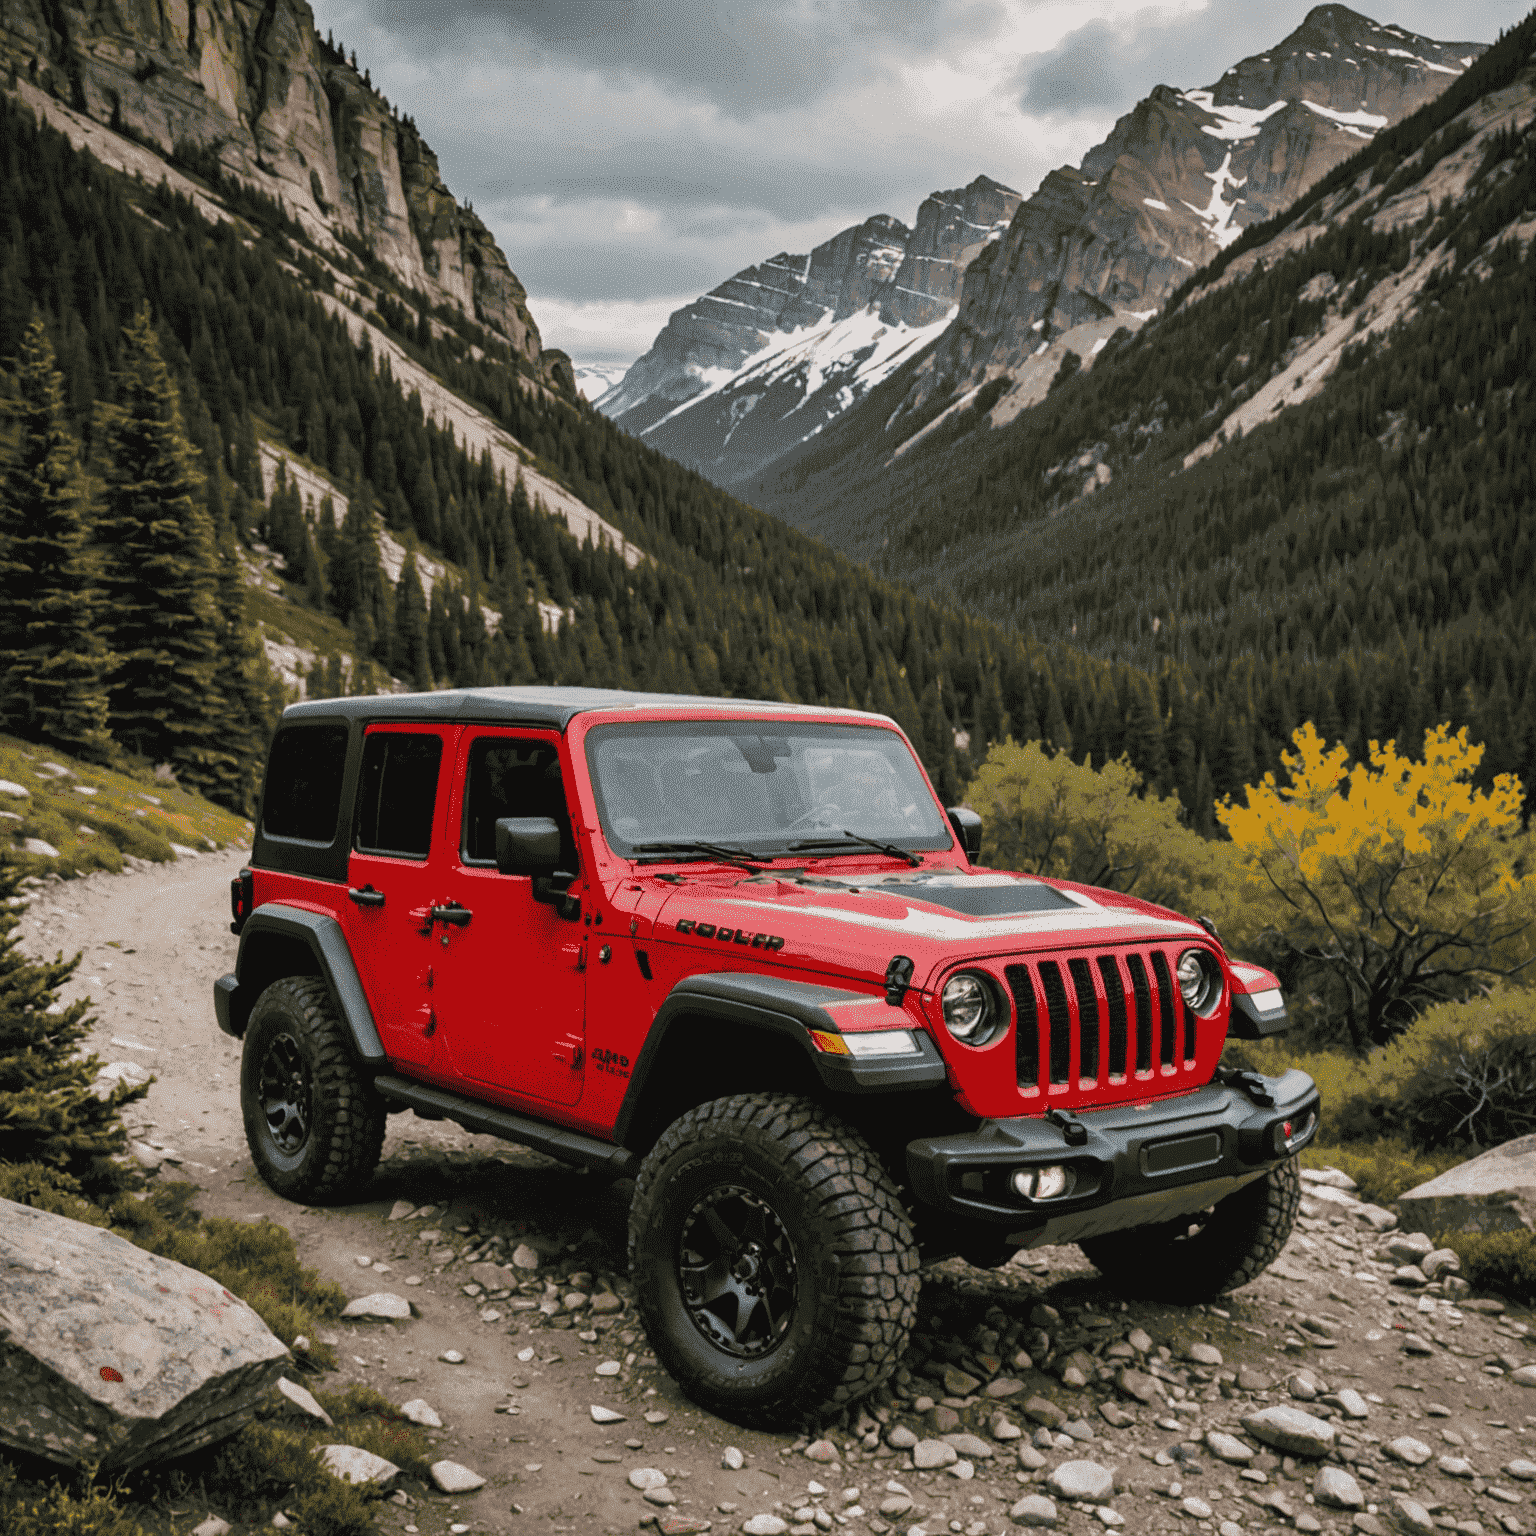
[585, 720, 953, 859]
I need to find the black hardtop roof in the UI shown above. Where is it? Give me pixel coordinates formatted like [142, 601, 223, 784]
[281, 686, 890, 732]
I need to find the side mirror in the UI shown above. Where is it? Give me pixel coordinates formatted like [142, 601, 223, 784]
[947, 806, 982, 861]
[495, 817, 561, 876]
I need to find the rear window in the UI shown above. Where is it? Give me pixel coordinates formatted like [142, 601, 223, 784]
[354, 732, 443, 860]
[262, 724, 349, 843]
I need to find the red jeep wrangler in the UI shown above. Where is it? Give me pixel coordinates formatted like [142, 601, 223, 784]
[216, 687, 1317, 1427]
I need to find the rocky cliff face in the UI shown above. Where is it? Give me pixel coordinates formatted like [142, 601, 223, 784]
[902, 4, 1482, 421]
[600, 175, 1020, 474]
[0, 0, 565, 388]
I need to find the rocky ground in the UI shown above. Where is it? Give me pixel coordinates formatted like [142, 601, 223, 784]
[14, 852, 1536, 1536]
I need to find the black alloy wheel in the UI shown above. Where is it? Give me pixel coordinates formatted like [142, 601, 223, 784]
[257, 1030, 312, 1154]
[677, 1186, 798, 1358]
[628, 1092, 919, 1428]
[240, 976, 386, 1203]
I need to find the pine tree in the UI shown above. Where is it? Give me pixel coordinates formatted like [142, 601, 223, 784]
[0, 317, 114, 759]
[94, 307, 223, 784]
[0, 854, 146, 1195]
[391, 549, 431, 690]
[205, 520, 277, 814]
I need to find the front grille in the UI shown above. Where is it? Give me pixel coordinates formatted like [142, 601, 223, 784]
[1006, 944, 1202, 1097]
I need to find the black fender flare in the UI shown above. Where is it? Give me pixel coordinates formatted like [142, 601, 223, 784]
[213, 903, 386, 1067]
[611, 971, 948, 1144]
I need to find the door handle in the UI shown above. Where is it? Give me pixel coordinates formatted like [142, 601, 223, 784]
[430, 903, 473, 927]
[348, 885, 386, 907]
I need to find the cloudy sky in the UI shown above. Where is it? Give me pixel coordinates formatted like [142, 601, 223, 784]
[308, 0, 1520, 379]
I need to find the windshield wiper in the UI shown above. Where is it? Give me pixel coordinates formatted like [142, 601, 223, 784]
[790, 831, 922, 867]
[631, 840, 772, 871]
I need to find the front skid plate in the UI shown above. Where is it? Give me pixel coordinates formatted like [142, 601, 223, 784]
[1003, 1168, 1267, 1249]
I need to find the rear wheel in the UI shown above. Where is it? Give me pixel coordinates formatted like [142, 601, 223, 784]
[240, 976, 385, 1203]
[628, 1093, 919, 1429]
[1080, 1157, 1301, 1301]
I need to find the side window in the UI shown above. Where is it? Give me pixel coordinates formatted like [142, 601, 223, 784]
[262, 724, 349, 844]
[461, 737, 574, 868]
[354, 732, 444, 860]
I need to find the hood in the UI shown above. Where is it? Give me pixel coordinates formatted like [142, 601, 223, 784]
[650, 864, 1206, 984]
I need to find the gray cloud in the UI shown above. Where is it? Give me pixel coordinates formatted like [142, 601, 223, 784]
[352, 0, 1005, 116]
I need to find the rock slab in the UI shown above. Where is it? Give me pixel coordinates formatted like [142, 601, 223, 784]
[1396, 1133, 1536, 1233]
[1240, 1405, 1337, 1458]
[0, 1196, 288, 1475]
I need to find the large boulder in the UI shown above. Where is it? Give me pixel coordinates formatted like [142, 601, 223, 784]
[0, 1197, 289, 1474]
[1396, 1136, 1536, 1234]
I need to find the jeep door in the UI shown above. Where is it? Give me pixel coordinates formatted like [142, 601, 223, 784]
[341, 724, 456, 1070]
[432, 728, 587, 1107]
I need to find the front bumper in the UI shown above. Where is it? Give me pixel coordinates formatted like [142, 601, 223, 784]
[905, 1068, 1318, 1249]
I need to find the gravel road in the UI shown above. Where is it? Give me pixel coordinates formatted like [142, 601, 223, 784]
[16, 854, 1536, 1536]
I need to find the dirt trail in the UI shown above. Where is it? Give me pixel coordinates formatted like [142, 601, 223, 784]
[16, 856, 1536, 1536]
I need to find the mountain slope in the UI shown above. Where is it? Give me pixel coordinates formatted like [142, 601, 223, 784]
[599, 175, 1021, 483]
[0, 0, 571, 393]
[751, 9, 1536, 818]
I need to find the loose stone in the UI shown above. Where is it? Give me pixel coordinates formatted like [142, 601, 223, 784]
[1439, 1456, 1475, 1478]
[646, 1488, 679, 1507]
[1023, 1396, 1067, 1428]
[1386, 1495, 1437, 1536]
[1504, 1460, 1536, 1480]
[340, 1292, 413, 1320]
[887, 1426, 918, 1450]
[1337, 1389, 1370, 1419]
[596, 1361, 622, 1377]
[1314, 1467, 1366, 1509]
[944, 1367, 981, 1396]
[1045, 1461, 1114, 1504]
[398, 1398, 442, 1428]
[1187, 1343, 1224, 1366]
[912, 1440, 957, 1470]
[743, 1518, 788, 1536]
[1008, 1494, 1058, 1527]
[630, 1470, 669, 1491]
[1183, 1498, 1214, 1519]
[1240, 1406, 1337, 1459]
[1383, 1437, 1432, 1466]
[943, 1434, 993, 1459]
[1116, 1367, 1163, 1404]
[592, 1405, 627, 1423]
[316, 1445, 398, 1486]
[1206, 1432, 1253, 1464]
[723, 1448, 745, 1471]
[430, 1461, 486, 1494]
[439, 1349, 464, 1364]
[805, 1440, 840, 1463]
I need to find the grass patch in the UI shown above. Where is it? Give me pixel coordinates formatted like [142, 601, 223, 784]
[1438, 1230, 1536, 1305]
[248, 582, 360, 661]
[1302, 1140, 1465, 1207]
[0, 732, 249, 877]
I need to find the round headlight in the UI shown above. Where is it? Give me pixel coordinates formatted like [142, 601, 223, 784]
[1176, 948, 1223, 1017]
[941, 970, 1003, 1046]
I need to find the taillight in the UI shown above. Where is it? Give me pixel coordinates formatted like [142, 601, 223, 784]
[230, 868, 254, 935]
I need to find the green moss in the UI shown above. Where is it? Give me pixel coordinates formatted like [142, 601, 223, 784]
[1301, 1140, 1463, 1207]
[0, 1462, 149, 1536]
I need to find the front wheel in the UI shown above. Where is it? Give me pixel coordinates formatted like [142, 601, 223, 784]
[628, 1093, 919, 1429]
[240, 976, 386, 1203]
[1080, 1156, 1301, 1301]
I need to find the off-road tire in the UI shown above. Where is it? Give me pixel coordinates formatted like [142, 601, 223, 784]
[628, 1093, 919, 1429]
[1079, 1156, 1301, 1301]
[240, 976, 386, 1204]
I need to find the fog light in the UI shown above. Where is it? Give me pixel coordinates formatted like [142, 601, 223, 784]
[1011, 1165, 1074, 1201]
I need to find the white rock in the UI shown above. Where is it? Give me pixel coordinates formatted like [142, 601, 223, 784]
[512, 1243, 541, 1269]
[1205, 1431, 1253, 1464]
[192, 1519, 231, 1536]
[744, 1517, 789, 1536]
[22, 838, 59, 857]
[1301, 1167, 1359, 1191]
[0, 1196, 288, 1475]
[1009, 1494, 1058, 1527]
[596, 1360, 622, 1377]
[1384, 1436, 1433, 1466]
[591, 1405, 627, 1423]
[340, 1292, 412, 1320]
[0, 780, 30, 796]
[399, 1398, 442, 1428]
[354, 1254, 373, 1267]
[439, 1349, 465, 1364]
[912, 1439, 957, 1469]
[1336, 1389, 1370, 1419]
[431, 1460, 486, 1494]
[630, 1468, 669, 1490]
[1045, 1461, 1114, 1504]
[1240, 1405, 1336, 1458]
[723, 1447, 746, 1470]
[316, 1444, 398, 1486]
[1314, 1466, 1365, 1509]
[276, 1376, 333, 1426]
[388, 1200, 416, 1220]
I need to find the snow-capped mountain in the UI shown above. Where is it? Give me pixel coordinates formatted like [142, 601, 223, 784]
[598, 175, 1021, 484]
[574, 363, 630, 401]
[895, 4, 1483, 432]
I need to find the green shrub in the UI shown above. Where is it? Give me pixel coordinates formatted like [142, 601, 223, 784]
[1438, 1230, 1536, 1304]
[1228, 988, 1536, 1152]
[0, 1463, 149, 1536]
[1301, 1141, 1463, 1206]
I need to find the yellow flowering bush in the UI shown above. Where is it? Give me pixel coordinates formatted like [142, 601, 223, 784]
[1218, 723, 1536, 1049]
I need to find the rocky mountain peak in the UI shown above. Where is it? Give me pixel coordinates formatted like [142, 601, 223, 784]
[0, 0, 567, 391]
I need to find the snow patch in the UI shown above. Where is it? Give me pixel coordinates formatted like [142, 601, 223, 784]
[1301, 100, 1388, 131]
[1181, 151, 1247, 250]
[1180, 91, 1288, 142]
[1143, 198, 1171, 211]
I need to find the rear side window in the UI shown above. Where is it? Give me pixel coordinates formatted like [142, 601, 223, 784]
[354, 732, 444, 859]
[262, 724, 349, 843]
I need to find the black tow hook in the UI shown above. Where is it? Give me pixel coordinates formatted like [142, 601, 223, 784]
[1218, 1066, 1276, 1107]
[1045, 1107, 1089, 1146]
